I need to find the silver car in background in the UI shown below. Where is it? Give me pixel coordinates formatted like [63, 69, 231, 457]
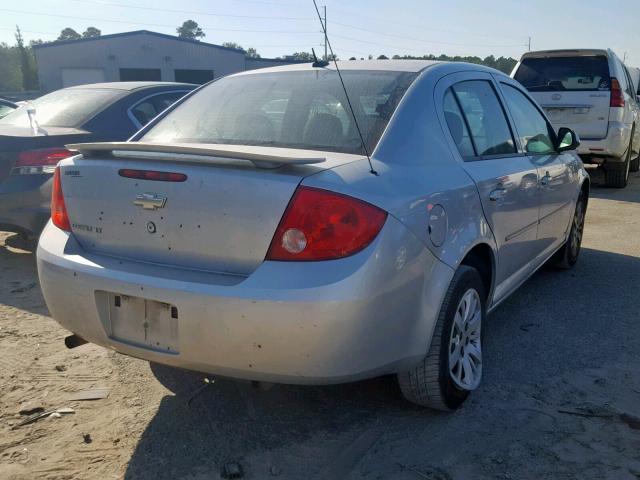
[512, 49, 640, 187]
[37, 61, 589, 410]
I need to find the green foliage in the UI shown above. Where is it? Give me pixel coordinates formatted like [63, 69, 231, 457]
[58, 28, 81, 41]
[222, 42, 243, 51]
[82, 27, 102, 38]
[177, 20, 205, 40]
[291, 52, 314, 61]
[389, 53, 517, 74]
[0, 27, 38, 92]
[245, 47, 261, 59]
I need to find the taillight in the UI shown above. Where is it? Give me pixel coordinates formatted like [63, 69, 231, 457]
[13, 148, 73, 175]
[266, 186, 387, 261]
[51, 167, 71, 232]
[610, 77, 625, 107]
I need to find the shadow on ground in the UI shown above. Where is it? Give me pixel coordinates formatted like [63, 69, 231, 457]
[124, 246, 640, 480]
[0, 233, 47, 315]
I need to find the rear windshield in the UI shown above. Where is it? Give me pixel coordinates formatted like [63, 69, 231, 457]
[140, 70, 417, 155]
[0, 88, 123, 128]
[514, 56, 610, 92]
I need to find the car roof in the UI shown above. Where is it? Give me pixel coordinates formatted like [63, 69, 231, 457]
[64, 81, 196, 91]
[520, 49, 611, 60]
[235, 60, 443, 76]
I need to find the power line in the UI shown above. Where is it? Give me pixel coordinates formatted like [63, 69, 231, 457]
[68, 0, 313, 21]
[324, 3, 528, 42]
[331, 20, 528, 48]
[0, 8, 319, 34]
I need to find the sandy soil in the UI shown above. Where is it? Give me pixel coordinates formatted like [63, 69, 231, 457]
[1, 168, 639, 480]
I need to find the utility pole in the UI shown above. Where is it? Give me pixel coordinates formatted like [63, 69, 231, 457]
[528, 36, 531, 52]
[323, 6, 327, 60]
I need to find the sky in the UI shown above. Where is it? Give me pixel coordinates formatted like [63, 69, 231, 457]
[1, 0, 639, 65]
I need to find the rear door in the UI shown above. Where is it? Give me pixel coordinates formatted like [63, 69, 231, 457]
[436, 72, 541, 299]
[498, 79, 578, 252]
[513, 54, 611, 139]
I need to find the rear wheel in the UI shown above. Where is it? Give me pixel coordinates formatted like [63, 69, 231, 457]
[398, 266, 485, 411]
[604, 134, 633, 188]
[630, 155, 640, 173]
[551, 189, 587, 269]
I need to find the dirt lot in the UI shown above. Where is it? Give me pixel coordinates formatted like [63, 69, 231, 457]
[1, 168, 639, 480]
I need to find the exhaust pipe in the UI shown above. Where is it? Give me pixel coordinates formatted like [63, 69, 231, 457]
[65, 334, 88, 349]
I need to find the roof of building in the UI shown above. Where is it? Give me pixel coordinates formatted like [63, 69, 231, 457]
[65, 81, 196, 91]
[33, 30, 246, 53]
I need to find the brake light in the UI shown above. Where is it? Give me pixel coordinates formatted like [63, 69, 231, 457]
[266, 186, 387, 261]
[119, 169, 187, 182]
[51, 167, 71, 231]
[610, 77, 625, 107]
[13, 148, 73, 175]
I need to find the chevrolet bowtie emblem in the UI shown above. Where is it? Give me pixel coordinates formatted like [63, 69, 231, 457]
[134, 193, 167, 210]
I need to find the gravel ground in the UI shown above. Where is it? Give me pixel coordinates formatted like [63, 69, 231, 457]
[1, 167, 639, 480]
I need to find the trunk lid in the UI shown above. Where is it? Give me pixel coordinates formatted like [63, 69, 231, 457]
[59, 143, 362, 275]
[0, 125, 88, 182]
[531, 91, 611, 139]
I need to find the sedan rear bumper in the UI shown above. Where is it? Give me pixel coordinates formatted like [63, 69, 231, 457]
[37, 217, 454, 384]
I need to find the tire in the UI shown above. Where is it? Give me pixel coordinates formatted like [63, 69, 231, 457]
[398, 266, 486, 411]
[631, 155, 640, 173]
[604, 133, 633, 188]
[551, 189, 587, 269]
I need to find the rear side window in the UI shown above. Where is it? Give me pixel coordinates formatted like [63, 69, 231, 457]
[452, 80, 516, 157]
[514, 56, 610, 92]
[501, 84, 555, 155]
[130, 92, 187, 127]
[443, 90, 475, 157]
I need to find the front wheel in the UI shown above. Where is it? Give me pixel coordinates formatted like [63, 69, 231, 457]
[398, 266, 486, 411]
[551, 190, 587, 269]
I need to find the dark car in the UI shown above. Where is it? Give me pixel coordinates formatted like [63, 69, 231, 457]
[0, 99, 18, 119]
[0, 82, 196, 237]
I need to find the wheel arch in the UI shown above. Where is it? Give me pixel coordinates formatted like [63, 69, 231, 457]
[459, 242, 495, 304]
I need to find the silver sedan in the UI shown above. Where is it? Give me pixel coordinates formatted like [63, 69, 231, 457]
[37, 60, 589, 410]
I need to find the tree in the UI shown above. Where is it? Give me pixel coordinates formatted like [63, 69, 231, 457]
[15, 26, 38, 90]
[245, 47, 260, 59]
[58, 27, 81, 41]
[222, 42, 243, 51]
[291, 51, 314, 61]
[377, 54, 389, 60]
[177, 20, 205, 40]
[82, 27, 101, 38]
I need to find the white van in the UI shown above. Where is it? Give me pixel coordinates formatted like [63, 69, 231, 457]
[512, 49, 640, 187]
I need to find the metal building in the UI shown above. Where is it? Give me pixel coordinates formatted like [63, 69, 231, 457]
[34, 30, 298, 92]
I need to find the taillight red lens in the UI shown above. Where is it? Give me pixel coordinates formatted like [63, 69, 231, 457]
[16, 148, 73, 167]
[119, 169, 187, 182]
[51, 167, 71, 232]
[610, 77, 625, 107]
[266, 186, 387, 261]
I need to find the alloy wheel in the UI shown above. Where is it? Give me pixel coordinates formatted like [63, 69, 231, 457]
[570, 198, 585, 258]
[448, 288, 482, 390]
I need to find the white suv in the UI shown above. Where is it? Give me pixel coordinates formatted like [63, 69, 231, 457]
[512, 49, 640, 187]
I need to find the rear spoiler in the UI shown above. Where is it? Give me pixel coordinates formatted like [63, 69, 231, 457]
[65, 142, 326, 169]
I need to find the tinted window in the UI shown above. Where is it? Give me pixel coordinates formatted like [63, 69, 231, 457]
[501, 84, 555, 154]
[443, 89, 475, 157]
[141, 70, 417, 155]
[452, 80, 516, 156]
[130, 92, 187, 127]
[514, 56, 610, 92]
[0, 88, 122, 127]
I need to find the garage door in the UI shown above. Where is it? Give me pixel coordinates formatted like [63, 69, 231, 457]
[61, 68, 106, 87]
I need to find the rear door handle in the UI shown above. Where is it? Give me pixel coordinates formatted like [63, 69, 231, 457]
[489, 187, 507, 201]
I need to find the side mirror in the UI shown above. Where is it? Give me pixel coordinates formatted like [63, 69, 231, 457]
[556, 127, 580, 152]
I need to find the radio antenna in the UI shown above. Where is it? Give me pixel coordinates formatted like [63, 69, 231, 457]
[311, 0, 377, 175]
